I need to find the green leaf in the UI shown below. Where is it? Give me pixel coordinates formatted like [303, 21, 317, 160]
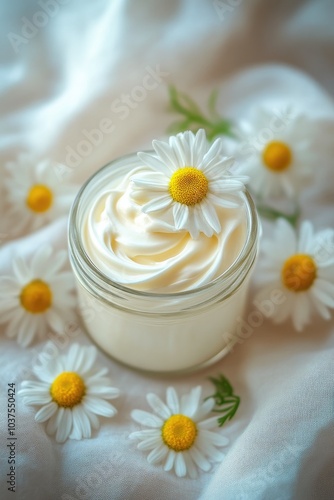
[206, 374, 240, 427]
[256, 203, 301, 228]
[208, 89, 219, 118]
[166, 85, 234, 140]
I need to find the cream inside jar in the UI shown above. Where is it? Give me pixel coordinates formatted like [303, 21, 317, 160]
[83, 165, 247, 293]
[69, 146, 259, 373]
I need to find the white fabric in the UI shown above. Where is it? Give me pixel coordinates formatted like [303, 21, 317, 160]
[1, 1, 334, 499]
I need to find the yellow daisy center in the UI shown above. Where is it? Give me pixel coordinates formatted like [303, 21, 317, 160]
[20, 279, 52, 313]
[262, 141, 292, 172]
[50, 372, 86, 408]
[169, 167, 208, 206]
[281, 254, 317, 292]
[26, 184, 53, 213]
[162, 414, 197, 452]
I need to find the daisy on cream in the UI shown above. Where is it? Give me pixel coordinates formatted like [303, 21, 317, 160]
[236, 108, 314, 199]
[132, 129, 247, 239]
[19, 343, 120, 443]
[4, 154, 76, 234]
[254, 219, 334, 331]
[130, 386, 229, 478]
[0, 245, 76, 347]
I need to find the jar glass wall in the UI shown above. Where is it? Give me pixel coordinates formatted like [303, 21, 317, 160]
[68, 154, 259, 373]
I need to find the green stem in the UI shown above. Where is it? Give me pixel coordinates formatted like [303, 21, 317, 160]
[256, 204, 301, 228]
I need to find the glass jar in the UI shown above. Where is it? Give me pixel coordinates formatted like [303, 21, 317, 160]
[68, 154, 259, 373]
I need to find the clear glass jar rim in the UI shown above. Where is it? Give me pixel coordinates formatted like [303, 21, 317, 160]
[68, 152, 259, 300]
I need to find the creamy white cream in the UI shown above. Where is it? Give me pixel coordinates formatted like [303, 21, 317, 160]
[69, 154, 258, 372]
[82, 166, 246, 292]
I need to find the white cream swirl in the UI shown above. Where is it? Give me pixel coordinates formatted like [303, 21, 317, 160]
[83, 166, 247, 293]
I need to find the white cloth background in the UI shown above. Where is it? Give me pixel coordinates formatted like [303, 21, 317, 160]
[1, 0, 334, 499]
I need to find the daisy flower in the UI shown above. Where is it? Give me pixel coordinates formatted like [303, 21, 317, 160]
[4, 154, 76, 234]
[236, 107, 314, 199]
[0, 245, 76, 347]
[254, 219, 334, 331]
[130, 386, 229, 478]
[18, 343, 120, 443]
[132, 129, 247, 239]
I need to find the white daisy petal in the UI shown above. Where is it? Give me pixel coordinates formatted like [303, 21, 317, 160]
[31, 246, 53, 275]
[146, 393, 172, 419]
[73, 345, 97, 373]
[131, 410, 163, 428]
[311, 282, 334, 308]
[192, 398, 215, 421]
[46, 309, 65, 334]
[20, 343, 119, 442]
[256, 219, 334, 331]
[173, 203, 189, 230]
[200, 430, 229, 447]
[56, 408, 73, 443]
[201, 157, 235, 178]
[35, 402, 58, 423]
[175, 452, 187, 477]
[189, 447, 211, 471]
[129, 429, 159, 440]
[183, 452, 198, 479]
[134, 130, 246, 238]
[46, 410, 61, 436]
[200, 199, 221, 234]
[142, 196, 173, 213]
[310, 294, 331, 320]
[131, 175, 167, 190]
[83, 397, 117, 417]
[177, 131, 194, 166]
[137, 152, 172, 177]
[152, 140, 179, 171]
[20, 381, 50, 391]
[199, 138, 222, 168]
[87, 385, 120, 399]
[12, 256, 32, 284]
[207, 193, 240, 209]
[22, 394, 52, 405]
[210, 179, 245, 194]
[170, 135, 187, 166]
[147, 444, 169, 464]
[236, 109, 314, 199]
[71, 406, 92, 439]
[0, 277, 20, 295]
[3, 156, 77, 235]
[192, 129, 207, 165]
[130, 386, 228, 478]
[138, 438, 163, 452]
[164, 450, 176, 472]
[18, 316, 38, 347]
[298, 220, 314, 253]
[0, 299, 19, 317]
[182, 386, 202, 418]
[166, 387, 180, 414]
[0, 245, 77, 347]
[85, 410, 101, 430]
[5, 309, 26, 339]
[197, 416, 220, 430]
[196, 438, 225, 462]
